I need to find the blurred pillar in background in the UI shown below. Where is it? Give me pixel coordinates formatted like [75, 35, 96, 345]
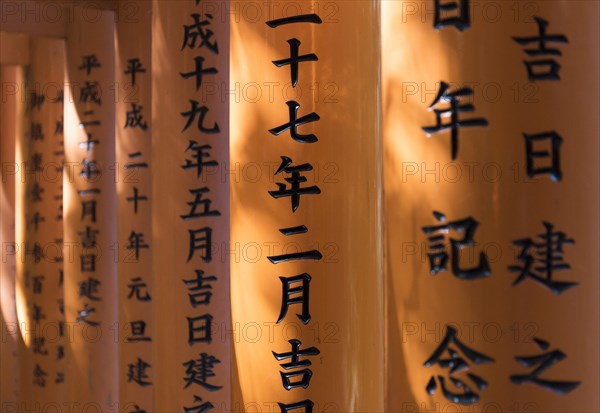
[63, 7, 118, 412]
[16, 36, 66, 408]
[115, 1, 154, 411]
[1, 63, 23, 412]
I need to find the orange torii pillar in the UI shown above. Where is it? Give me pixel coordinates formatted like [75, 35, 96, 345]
[16, 36, 66, 409]
[63, 7, 118, 412]
[152, 1, 231, 411]
[382, 1, 599, 411]
[230, 1, 384, 412]
[116, 1, 154, 411]
[1, 63, 24, 413]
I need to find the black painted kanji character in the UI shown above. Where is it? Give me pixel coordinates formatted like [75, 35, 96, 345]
[32, 304, 46, 323]
[422, 211, 491, 280]
[29, 122, 44, 141]
[28, 92, 45, 111]
[79, 188, 101, 196]
[272, 39, 318, 87]
[269, 157, 321, 212]
[55, 117, 64, 134]
[269, 101, 320, 143]
[513, 16, 568, 81]
[183, 352, 222, 391]
[80, 254, 96, 272]
[79, 277, 101, 301]
[422, 81, 488, 160]
[124, 58, 146, 86]
[124, 103, 148, 130]
[79, 118, 101, 128]
[125, 151, 149, 170]
[183, 270, 217, 307]
[76, 303, 99, 326]
[79, 81, 102, 105]
[187, 227, 212, 263]
[32, 275, 44, 294]
[267, 226, 322, 264]
[182, 13, 219, 54]
[55, 372, 65, 384]
[81, 199, 97, 223]
[510, 338, 580, 394]
[32, 337, 48, 355]
[523, 131, 562, 181]
[424, 326, 494, 404]
[27, 182, 44, 203]
[29, 212, 45, 232]
[78, 226, 99, 248]
[28, 152, 43, 172]
[78, 54, 101, 75]
[508, 221, 576, 294]
[33, 364, 47, 387]
[79, 132, 99, 152]
[184, 395, 214, 413]
[57, 345, 64, 360]
[277, 273, 311, 325]
[126, 320, 151, 342]
[127, 277, 151, 302]
[187, 314, 213, 345]
[181, 100, 220, 134]
[127, 187, 148, 214]
[266, 14, 322, 28]
[80, 159, 101, 181]
[277, 400, 314, 413]
[181, 188, 221, 220]
[127, 231, 149, 260]
[181, 141, 218, 178]
[273, 339, 320, 391]
[180, 56, 218, 90]
[127, 358, 152, 387]
[434, 0, 470, 31]
[25, 242, 44, 263]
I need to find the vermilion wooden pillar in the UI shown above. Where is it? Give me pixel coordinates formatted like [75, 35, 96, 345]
[63, 7, 118, 412]
[152, 1, 230, 411]
[116, 1, 154, 411]
[230, 1, 384, 411]
[1, 64, 22, 413]
[382, 1, 599, 412]
[17, 36, 66, 408]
